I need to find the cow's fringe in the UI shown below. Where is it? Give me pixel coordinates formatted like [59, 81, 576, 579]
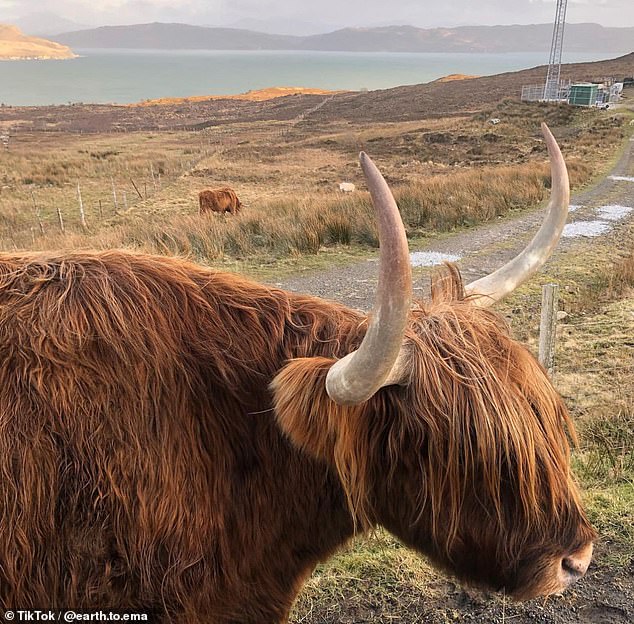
[274, 264, 593, 578]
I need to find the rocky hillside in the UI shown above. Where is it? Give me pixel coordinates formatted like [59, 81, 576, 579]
[0, 24, 76, 60]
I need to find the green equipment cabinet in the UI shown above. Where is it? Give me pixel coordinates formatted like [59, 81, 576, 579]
[568, 83, 599, 107]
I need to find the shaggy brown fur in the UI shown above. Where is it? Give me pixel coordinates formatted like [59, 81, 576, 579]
[198, 187, 242, 215]
[0, 251, 595, 622]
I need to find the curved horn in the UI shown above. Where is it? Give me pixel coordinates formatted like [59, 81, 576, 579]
[325, 153, 413, 405]
[464, 123, 569, 306]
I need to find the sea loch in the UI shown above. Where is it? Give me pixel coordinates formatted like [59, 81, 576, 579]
[0, 48, 628, 106]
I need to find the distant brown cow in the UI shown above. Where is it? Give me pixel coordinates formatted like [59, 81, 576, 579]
[199, 187, 242, 215]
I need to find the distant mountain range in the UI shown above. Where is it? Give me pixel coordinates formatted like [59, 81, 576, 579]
[14, 12, 90, 37]
[222, 17, 339, 37]
[0, 24, 77, 60]
[53, 23, 301, 51]
[51, 22, 634, 53]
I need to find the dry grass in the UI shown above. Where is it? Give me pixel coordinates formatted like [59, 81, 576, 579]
[0, 100, 625, 265]
[0, 122, 601, 262]
[1, 158, 594, 264]
[608, 246, 634, 298]
[0, 130, 210, 246]
[560, 298, 634, 484]
[396, 158, 591, 232]
[131, 87, 344, 107]
[557, 249, 634, 489]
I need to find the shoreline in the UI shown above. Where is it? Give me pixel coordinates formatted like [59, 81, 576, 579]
[0, 55, 78, 61]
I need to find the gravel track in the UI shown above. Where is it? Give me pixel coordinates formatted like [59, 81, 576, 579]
[276, 133, 634, 310]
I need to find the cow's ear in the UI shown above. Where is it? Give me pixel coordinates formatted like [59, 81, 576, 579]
[272, 357, 374, 527]
[271, 357, 364, 463]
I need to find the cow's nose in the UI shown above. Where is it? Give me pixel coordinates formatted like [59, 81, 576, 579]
[559, 542, 593, 585]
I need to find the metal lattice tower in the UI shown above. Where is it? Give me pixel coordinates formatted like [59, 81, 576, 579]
[544, 0, 568, 101]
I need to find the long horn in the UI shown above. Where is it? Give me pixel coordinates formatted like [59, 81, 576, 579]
[326, 153, 413, 405]
[464, 123, 569, 306]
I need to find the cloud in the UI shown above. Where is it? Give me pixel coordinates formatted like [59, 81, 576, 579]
[1, 0, 632, 29]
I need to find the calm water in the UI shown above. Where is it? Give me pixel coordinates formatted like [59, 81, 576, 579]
[0, 49, 628, 106]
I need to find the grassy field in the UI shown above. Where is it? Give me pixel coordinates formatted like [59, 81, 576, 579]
[0, 87, 633, 621]
[0, 100, 627, 262]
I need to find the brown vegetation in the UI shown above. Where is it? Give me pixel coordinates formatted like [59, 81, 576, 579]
[0, 100, 624, 264]
[434, 74, 479, 82]
[132, 87, 344, 107]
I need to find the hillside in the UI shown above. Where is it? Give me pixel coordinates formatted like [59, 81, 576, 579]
[53, 22, 300, 50]
[52, 21, 634, 54]
[300, 23, 634, 53]
[0, 24, 76, 60]
[309, 52, 634, 124]
[1, 52, 631, 134]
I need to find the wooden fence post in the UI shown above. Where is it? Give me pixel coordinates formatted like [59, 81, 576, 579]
[31, 191, 45, 235]
[56, 206, 65, 233]
[539, 283, 560, 376]
[111, 178, 118, 211]
[130, 178, 143, 200]
[77, 184, 87, 229]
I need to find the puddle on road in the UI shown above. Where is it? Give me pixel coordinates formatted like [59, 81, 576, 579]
[562, 221, 611, 238]
[608, 175, 634, 182]
[596, 204, 634, 221]
[410, 251, 462, 267]
[408, 203, 631, 266]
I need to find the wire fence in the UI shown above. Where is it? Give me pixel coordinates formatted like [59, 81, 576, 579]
[538, 283, 633, 369]
[535, 280, 633, 453]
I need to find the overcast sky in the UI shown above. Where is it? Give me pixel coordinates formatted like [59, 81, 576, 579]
[1, 0, 633, 33]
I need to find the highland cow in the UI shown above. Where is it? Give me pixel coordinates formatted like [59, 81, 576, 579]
[198, 186, 242, 215]
[0, 125, 595, 623]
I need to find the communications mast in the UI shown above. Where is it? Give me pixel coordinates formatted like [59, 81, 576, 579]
[543, 0, 568, 101]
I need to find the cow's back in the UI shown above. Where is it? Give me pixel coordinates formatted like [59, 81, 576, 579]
[198, 187, 241, 215]
[0, 251, 355, 621]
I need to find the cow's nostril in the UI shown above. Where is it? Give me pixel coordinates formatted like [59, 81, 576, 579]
[559, 542, 593, 584]
[561, 557, 584, 578]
